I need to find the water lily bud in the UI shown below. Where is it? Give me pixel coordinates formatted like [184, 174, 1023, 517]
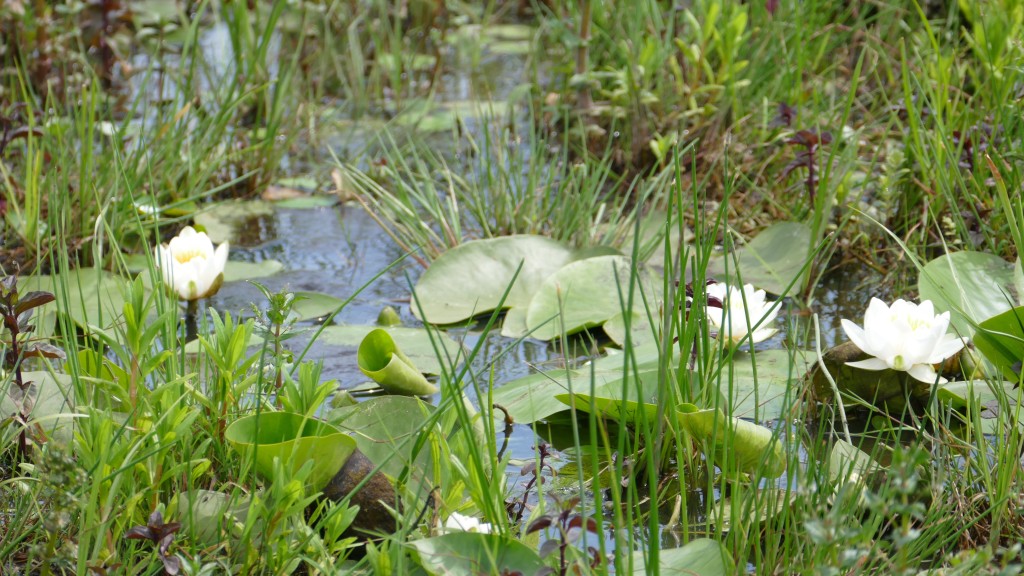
[154, 226, 229, 301]
[376, 305, 402, 326]
[840, 298, 966, 384]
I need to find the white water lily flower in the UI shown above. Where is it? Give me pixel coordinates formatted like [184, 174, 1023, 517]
[705, 282, 779, 346]
[444, 512, 492, 534]
[155, 226, 229, 301]
[840, 298, 966, 384]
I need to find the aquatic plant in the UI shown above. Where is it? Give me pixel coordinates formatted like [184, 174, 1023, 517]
[154, 226, 229, 302]
[703, 281, 779, 347]
[841, 298, 966, 384]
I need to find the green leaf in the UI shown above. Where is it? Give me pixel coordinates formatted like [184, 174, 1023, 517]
[524, 255, 659, 341]
[706, 222, 812, 295]
[327, 396, 441, 495]
[676, 408, 785, 477]
[555, 393, 699, 426]
[19, 268, 128, 337]
[828, 439, 884, 485]
[194, 200, 274, 244]
[357, 328, 440, 396]
[973, 306, 1024, 381]
[630, 538, 734, 575]
[274, 196, 338, 209]
[291, 291, 346, 322]
[1, 371, 77, 444]
[918, 251, 1018, 336]
[222, 260, 284, 283]
[224, 412, 356, 492]
[602, 310, 658, 347]
[412, 235, 575, 327]
[410, 532, 544, 576]
[318, 325, 462, 375]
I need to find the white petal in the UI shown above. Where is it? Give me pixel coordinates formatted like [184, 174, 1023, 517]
[750, 327, 778, 344]
[907, 363, 943, 384]
[927, 334, 966, 364]
[862, 298, 891, 332]
[846, 357, 890, 371]
[840, 319, 873, 355]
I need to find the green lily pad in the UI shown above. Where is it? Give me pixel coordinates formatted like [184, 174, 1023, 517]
[223, 260, 284, 283]
[555, 393, 699, 426]
[412, 235, 576, 327]
[19, 268, 128, 337]
[918, 251, 1018, 336]
[175, 489, 253, 547]
[707, 222, 812, 295]
[194, 200, 274, 244]
[328, 396, 440, 488]
[495, 343, 807, 425]
[972, 306, 1024, 382]
[274, 196, 338, 209]
[828, 439, 884, 486]
[676, 408, 785, 477]
[291, 291, 346, 322]
[224, 411, 356, 492]
[630, 538, 734, 575]
[524, 255, 659, 341]
[357, 328, 439, 396]
[318, 325, 462, 375]
[411, 532, 544, 576]
[602, 310, 658, 347]
[1, 371, 77, 444]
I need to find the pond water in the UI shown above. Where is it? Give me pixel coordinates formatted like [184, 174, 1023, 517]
[186, 16, 883, 554]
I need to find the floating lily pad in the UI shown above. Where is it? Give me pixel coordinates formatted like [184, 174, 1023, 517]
[19, 268, 128, 337]
[274, 196, 338, 209]
[707, 222, 812, 295]
[194, 200, 274, 244]
[524, 255, 659, 341]
[1, 371, 77, 444]
[412, 235, 576, 326]
[357, 328, 439, 396]
[555, 393, 699, 426]
[224, 411, 356, 492]
[318, 325, 462, 375]
[495, 343, 806, 425]
[971, 306, 1024, 382]
[918, 251, 1018, 336]
[223, 260, 284, 283]
[291, 291, 346, 322]
[411, 532, 544, 576]
[828, 439, 885, 486]
[602, 310, 658, 347]
[328, 396, 441, 496]
[676, 408, 785, 477]
[630, 538, 734, 575]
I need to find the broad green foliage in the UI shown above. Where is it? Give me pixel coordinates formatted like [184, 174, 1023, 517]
[972, 306, 1024, 383]
[319, 325, 462, 376]
[328, 396, 442, 498]
[706, 222, 812, 295]
[524, 255, 659, 341]
[222, 259, 285, 282]
[19, 268, 128, 337]
[410, 532, 545, 576]
[918, 251, 1019, 336]
[194, 200, 275, 244]
[677, 408, 785, 478]
[0, 371, 76, 444]
[630, 538, 735, 575]
[411, 235, 576, 326]
[357, 328, 440, 396]
[224, 412, 357, 492]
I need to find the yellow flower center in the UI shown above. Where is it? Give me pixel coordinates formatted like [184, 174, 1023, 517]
[174, 249, 206, 264]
